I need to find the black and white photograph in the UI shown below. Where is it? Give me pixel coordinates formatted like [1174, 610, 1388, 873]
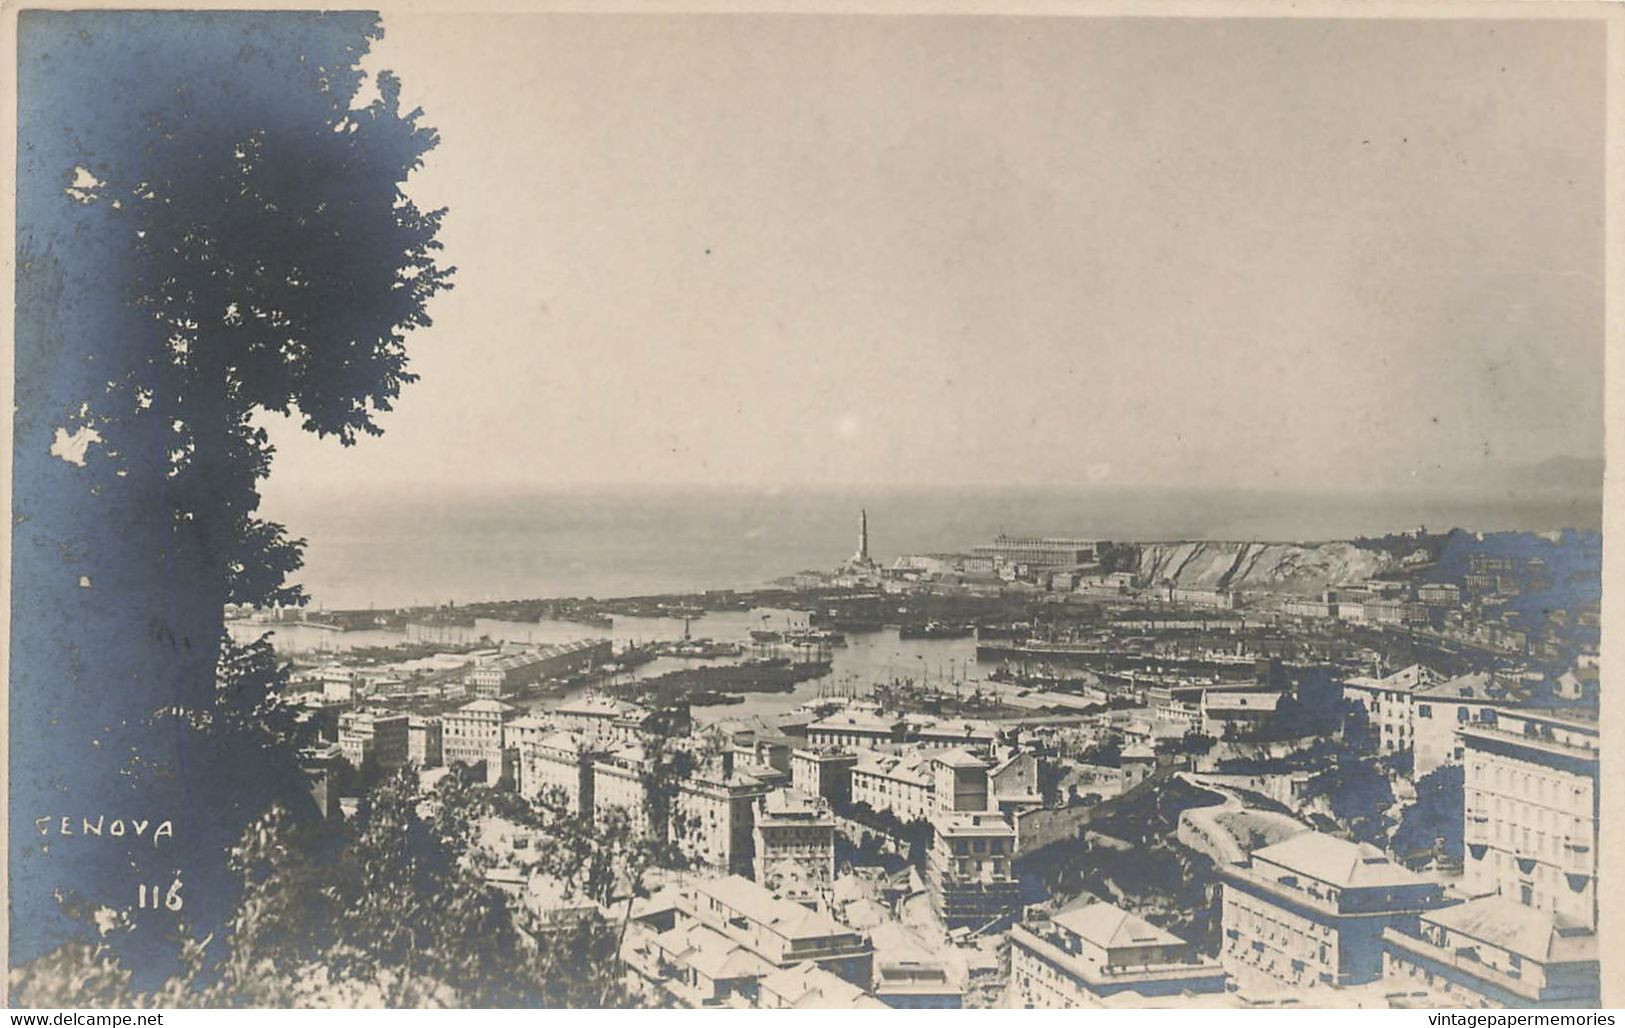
[4, 0, 1618, 1013]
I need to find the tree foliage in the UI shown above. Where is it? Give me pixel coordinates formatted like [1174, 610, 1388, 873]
[11, 771, 661, 1007]
[12, 11, 451, 978]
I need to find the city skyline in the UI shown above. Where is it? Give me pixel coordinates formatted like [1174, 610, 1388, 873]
[8, 7, 1613, 1012]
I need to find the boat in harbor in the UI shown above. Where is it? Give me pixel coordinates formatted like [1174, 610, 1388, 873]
[783, 627, 846, 647]
[898, 621, 973, 640]
[655, 638, 746, 659]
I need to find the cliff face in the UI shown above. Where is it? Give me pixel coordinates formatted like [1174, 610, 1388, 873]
[1135, 541, 1396, 595]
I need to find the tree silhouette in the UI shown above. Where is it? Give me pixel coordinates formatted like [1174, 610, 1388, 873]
[12, 11, 451, 980]
[10, 773, 656, 1007]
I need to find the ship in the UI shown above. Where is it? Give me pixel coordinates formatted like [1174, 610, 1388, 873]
[898, 621, 973, 640]
[783, 627, 846, 647]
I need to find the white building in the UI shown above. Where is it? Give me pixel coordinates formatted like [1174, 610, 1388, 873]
[592, 742, 654, 838]
[1220, 831, 1445, 989]
[927, 811, 1019, 929]
[1460, 708, 1598, 931]
[442, 698, 520, 772]
[1382, 895, 1599, 1007]
[1411, 672, 1534, 779]
[752, 788, 836, 901]
[1342, 664, 1438, 756]
[519, 729, 596, 815]
[850, 751, 938, 823]
[1011, 901, 1227, 1008]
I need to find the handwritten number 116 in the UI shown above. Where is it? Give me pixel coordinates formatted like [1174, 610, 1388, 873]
[138, 880, 183, 911]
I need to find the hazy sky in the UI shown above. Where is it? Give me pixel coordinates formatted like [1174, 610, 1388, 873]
[260, 13, 1605, 499]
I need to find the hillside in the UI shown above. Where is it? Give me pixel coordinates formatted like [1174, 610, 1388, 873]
[1136, 540, 1397, 596]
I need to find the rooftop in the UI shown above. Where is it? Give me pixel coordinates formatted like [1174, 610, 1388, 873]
[760, 961, 886, 1009]
[1422, 896, 1596, 964]
[505, 713, 553, 730]
[1344, 664, 1437, 695]
[759, 786, 830, 820]
[1251, 831, 1431, 890]
[456, 698, 519, 716]
[931, 746, 990, 770]
[808, 710, 901, 734]
[1203, 691, 1283, 713]
[532, 729, 591, 753]
[653, 921, 774, 983]
[919, 718, 998, 739]
[854, 751, 935, 786]
[689, 875, 857, 942]
[1052, 900, 1186, 952]
[931, 811, 1015, 836]
[1415, 672, 1533, 705]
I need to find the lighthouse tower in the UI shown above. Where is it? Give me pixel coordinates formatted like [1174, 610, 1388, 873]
[851, 508, 873, 566]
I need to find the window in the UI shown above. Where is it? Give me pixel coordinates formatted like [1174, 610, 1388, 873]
[1419, 705, 1432, 719]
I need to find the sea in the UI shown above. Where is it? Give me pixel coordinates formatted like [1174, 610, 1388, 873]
[257, 482, 1601, 612]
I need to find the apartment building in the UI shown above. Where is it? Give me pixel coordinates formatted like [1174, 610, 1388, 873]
[554, 695, 660, 746]
[1411, 673, 1534, 779]
[1382, 895, 1599, 1007]
[337, 710, 410, 771]
[1200, 690, 1282, 738]
[684, 875, 873, 986]
[592, 742, 655, 838]
[752, 788, 836, 902]
[1010, 901, 1227, 1008]
[1220, 831, 1445, 989]
[673, 763, 774, 877]
[790, 747, 858, 808]
[850, 751, 938, 823]
[927, 811, 1020, 929]
[916, 719, 1000, 750]
[519, 729, 597, 815]
[442, 698, 520, 771]
[1460, 708, 1598, 932]
[406, 715, 443, 768]
[805, 709, 904, 749]
[1342, 664, 1438, 755]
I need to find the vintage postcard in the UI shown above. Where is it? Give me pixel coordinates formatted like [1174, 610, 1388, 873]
[4, 0, 1620, 1012]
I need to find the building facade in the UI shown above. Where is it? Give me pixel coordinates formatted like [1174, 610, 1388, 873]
[1010, 902, 1227, 1008]
[790, 747, 858, 808]
[752, 787, 836, 901]
[406, 715, 443, 768]
[442, 698, 519, 770]
[673, 765, 773, 877]
[519, 729, 597, 815]
[1411, 673, 1533, 779]
[1382, 895, 1599, 1007]
[1460, 709, 1598, 932]
[850, 752, 937, 823]
[1341, 664, 1438, 755]
[1220, 831, 1444, 989]
[927, 811, 1020, 929]
[592, 743, 654, 838]
[337, 710, 410, 771]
